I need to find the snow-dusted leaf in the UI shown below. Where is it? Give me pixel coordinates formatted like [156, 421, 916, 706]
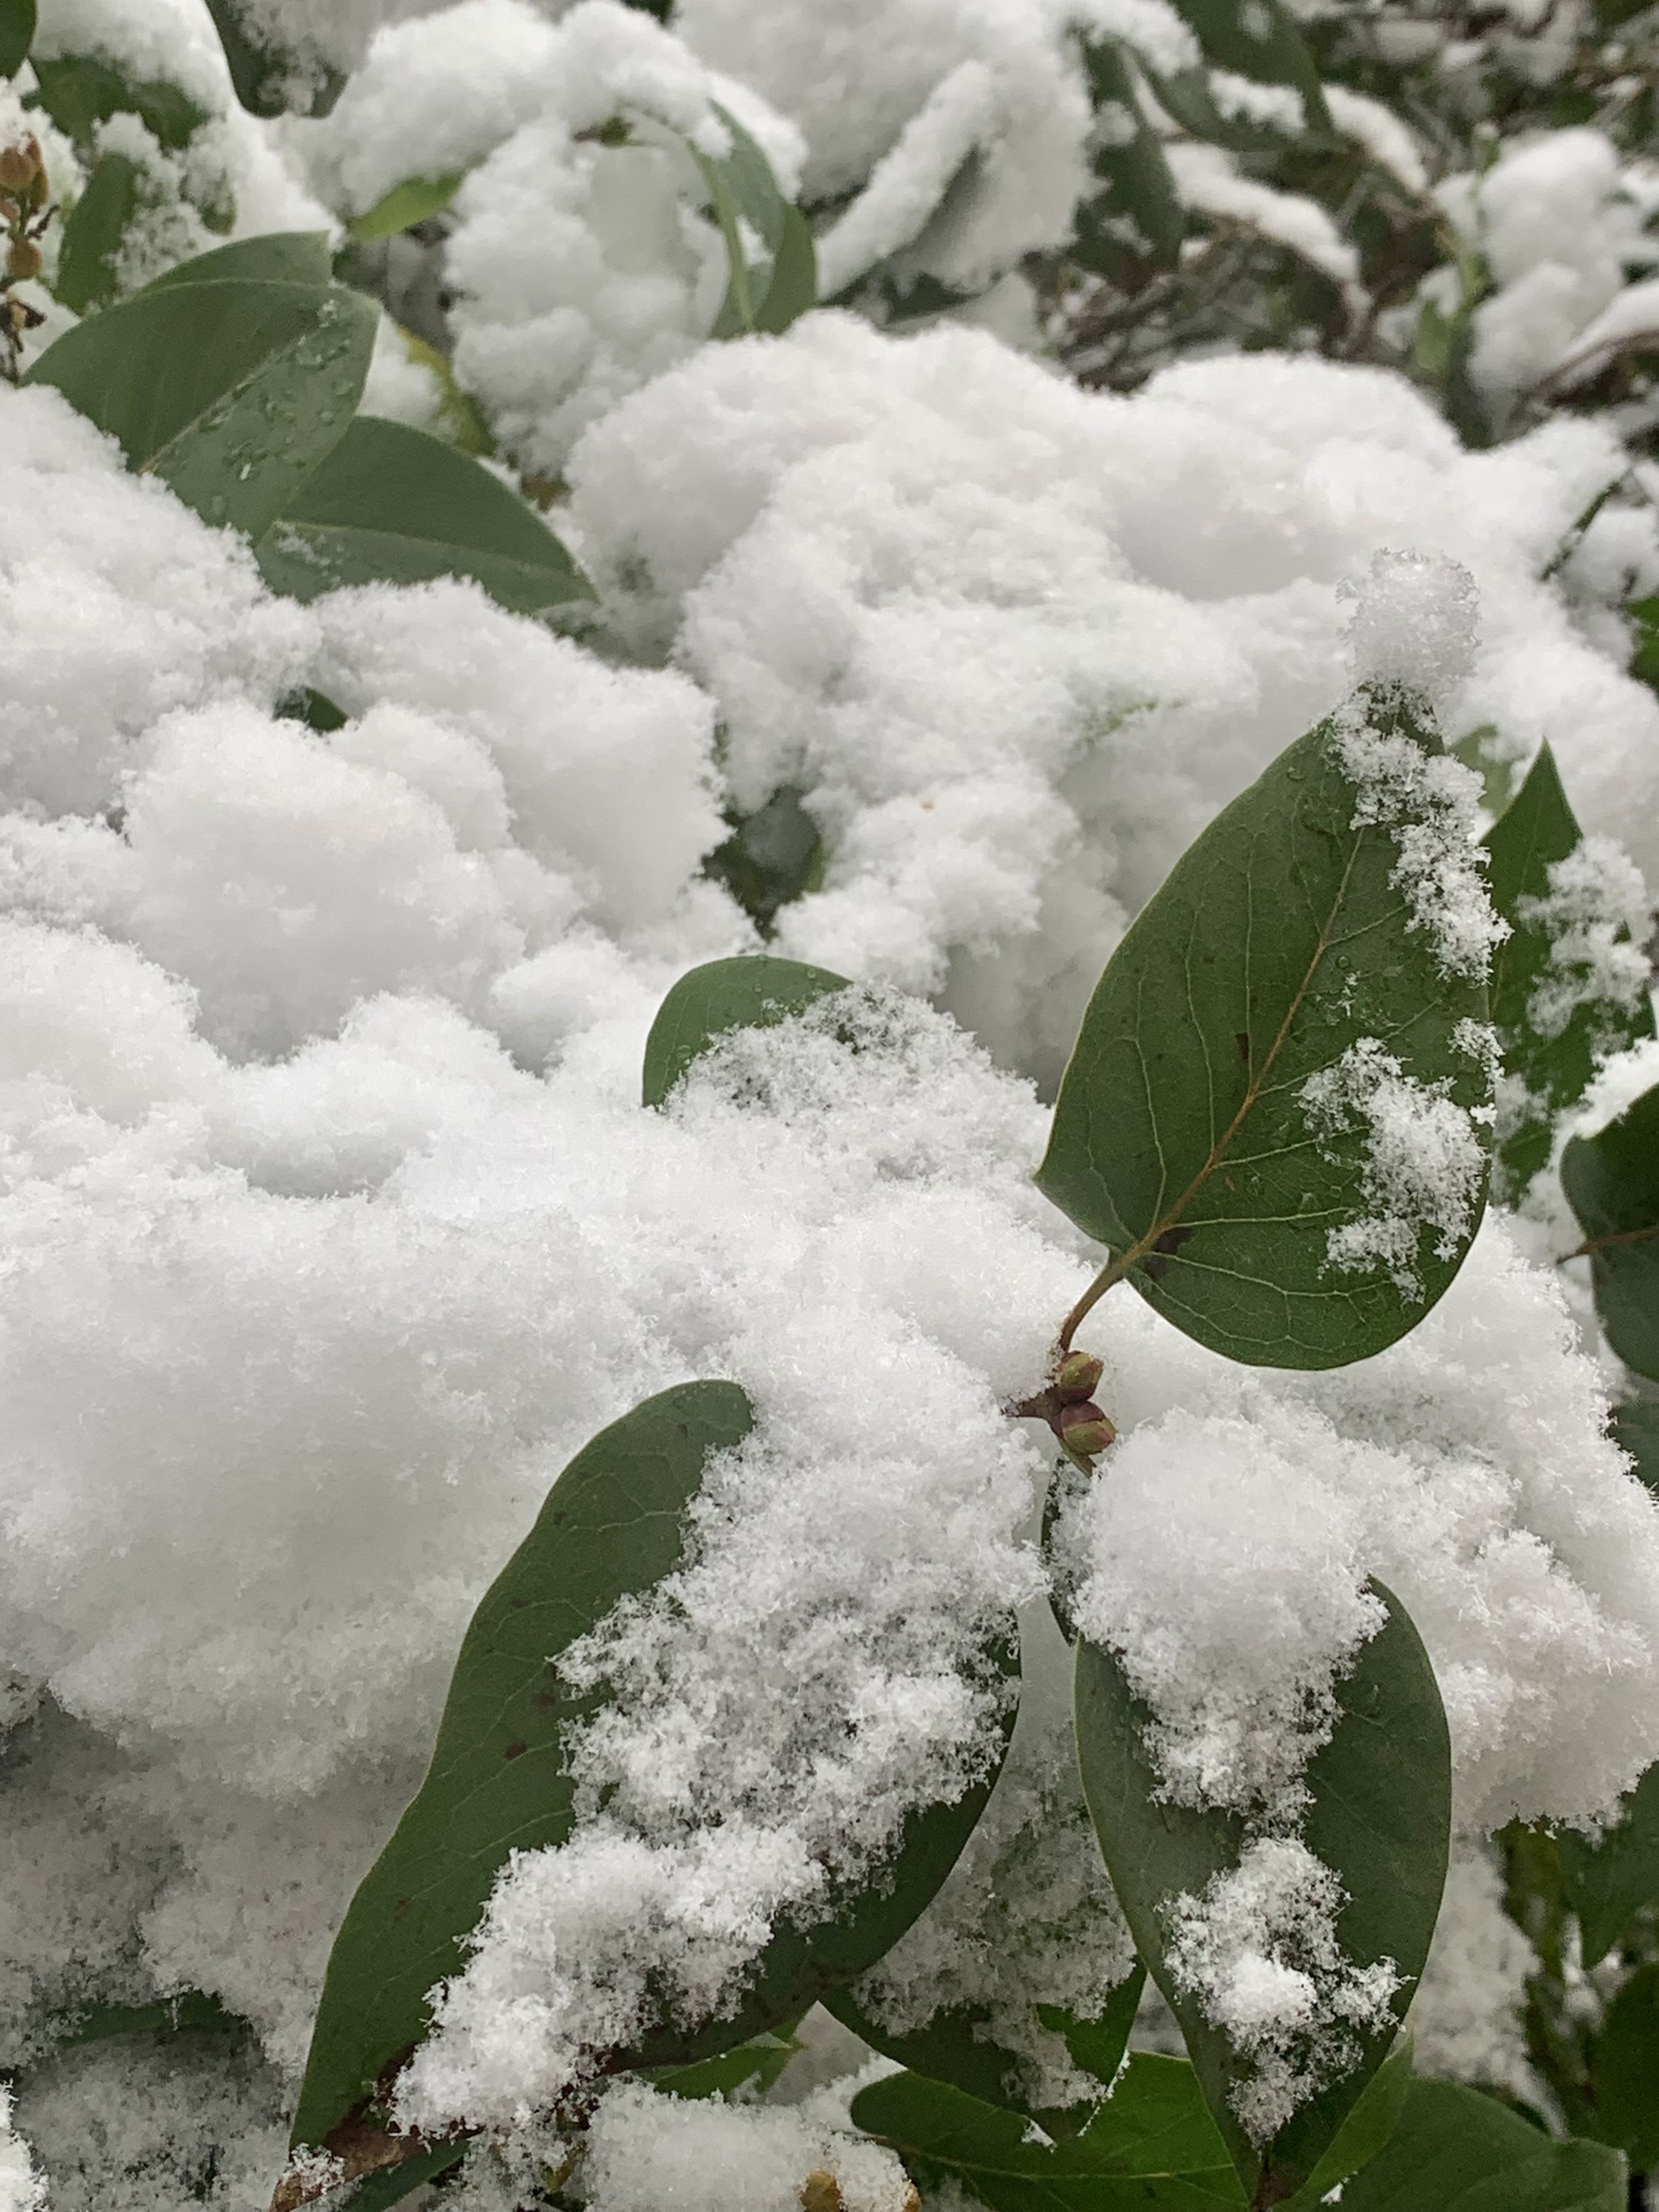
[254, 417, 593, 616]
[1036, 686, 1495, 1369]
[686, 103, 817, 338]
[0, 0, 32, 79]
[30, 53, 208, 150]
[1073, 1581, 1449, 2204]
[1558, 1761, 1659, 1967]
[1073, 39, 1183, 277]
[289, 1382, 755, 2160]
[1591, 1961, 1659, 2167]
[851, 2054, 1246, 2210]
[645, 2022, 802, 2102]
[1482, 744, 1653, 1192]
[26, 253, 375, 541]
[1561, 1080, 1659, 1384]
[1149, 0, 1333, 151]
[53, 151, 139, 313]
[348, 173, 468, 245]
[1613, 1402, 1659, 1494]
[203, 0, 344, 118]
[1334, 2078, 1623, 2212]
[642, 956, 851, 1108]
[826, 1967, 1145, 2138]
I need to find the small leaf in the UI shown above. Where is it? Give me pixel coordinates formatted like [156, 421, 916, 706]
[1557, 1760, 1659, 1967]
[1153, 0, 1333, 149]
[53, 151, 140, 313]
[1561, 1080, 1659, 1384]
[349, 173, 467, 245]
[59, 1990, 236, 2050]
[202, 0, 344, 118]
[275, 687, 349, 735]
[1334, 2078, 1624, 2212]
[1612, 1401, 1659, 1494]
[254, 416, 592, 616]
[687, 104, 816, 338]
[642, 956, 851, 1108]
[645, 2022, 801, 2101]
[337, 2144, 465, 2210]
[851, 2054, 1247, 2210]
[289, 1381, 756, 2157]
[1482, 744, 1654, 1191]
[1037, 686, 1495, 1369]
[30, 53, 208, 150]
[1589, 1959, 1659, 2166]
[26, 265, 375, 540]
[1073, 39, 1183, 278]
[0, 0, 33, 79]
[384, 324, 496, 455]
[1073, 1581, 1450, 2203]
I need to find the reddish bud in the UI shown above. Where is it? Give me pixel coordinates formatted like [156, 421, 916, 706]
[1058, 1401, 1115, 1457]
[0, 139, 38, 195]
[1055, 1350, 1104, 1401]
[5, 236, 40, 282]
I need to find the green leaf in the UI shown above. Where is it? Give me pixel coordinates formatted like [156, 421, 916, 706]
[58, 1990, 236, 2050]
[339, 2143, 466, 2210]
[0, 0, 32, 79]
[1073, 1580, 1451, 2203]
[275, 686, 349, 735]
[1557, 1759, 1659, 1967]
[1561, 1080, 1659, 1383]
[705, 788, 827, 933]
[26, 268, 374, 540]
[1150, 0, 1334, 151]
[645, 2022, 801, 2101]
[29, 52, 208, 150]
[688, 103, 816, 338]
[1282, 2037, 1414, 2208]
[1590, 1959, 1659, 2165]
[53, 151, 139, 313]
[1482, 744, 1654, 1191]
[382, 324, 495, 456]
[142, 232, 335, 290]
[349, 173, 467, 245]
[1073, 39, 1183, 278]
[1335, 2078, 1624, 2212]
[642, 956, 851, 1109]
[202, 0, 344, 118]
[254, 416, 592, 616]
[1612, 1400, 1659, 1494]
[1036, 686, 1495, 1370]
[851, 2055, 1247, 2210]
[825, 1970, 1145, 2141]
[290, 1380, 756, 2157]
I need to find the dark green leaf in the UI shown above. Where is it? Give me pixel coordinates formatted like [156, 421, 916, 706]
[705, 787, 826, 932]
[29, 53, 207, 149]
[275, 686, 349, 735]
[202, 0, 344, 118]
[1336, 2078, 1623, 2212]
[642, 955, 851, 1108]
[1282, 2037, 1414, 2208]
[1482, 744, 1654, 1191]
[0, 0, 32, 79]
[689, 103, 816, 337]
[1074, 39, 1183, 277]
[26, 270, 374, 540]
[53, 151, 139, 313]
[1558, 1760, 1659, 1966]
[1036, 686, 1495, 1369]
[349, 173, 467, 245]
[1612, 1401, 1659, 1494]
[1074, 1581, 1451, 2202]
[1561, 1080, 1659, 1383]
[290, 1381, 756, 2155]
[1590, 1959, 1659, 2165]
[1043, 1969, 1147, 2095]
[143, 232, 335, 290]
[59, 1990, 236, 2050]
[851, 2055, 1246, 2210]
[254, 416, 593, 615]
[1155, 0, 1333, 147]
[645, 2022, 801, 2101]
[339, 2143, 466, 2210]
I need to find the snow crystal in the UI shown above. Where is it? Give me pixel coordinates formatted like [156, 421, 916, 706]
[1407, 1848, 1542, 2112]
[1515, 835, 1653, 1043]
[1341, 548, 1480, 706]
[1162, 1837, 1401, 2145]
[1301, 1039, 1490, 1300]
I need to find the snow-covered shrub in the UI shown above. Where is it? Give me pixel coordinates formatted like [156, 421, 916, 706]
[0, 3, 1657, 2212]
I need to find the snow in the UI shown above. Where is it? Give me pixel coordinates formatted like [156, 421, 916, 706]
[1166, 143, 1362, 297]
[1406, 1848, 1542, 2112]
[1515, 835, 1653, 1043]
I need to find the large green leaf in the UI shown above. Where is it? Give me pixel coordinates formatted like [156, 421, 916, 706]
[825, 1967, 1145, 2140]
[1074, 1582, 1450, 2203]
[1335, 2078, 1624, 2212]
[1557, 1760, 1659, 1966]
[143, 232, 335, 290]
[0, 0, 32, 79]
[642, 956, 851, 1108]
[254, 416, 593, 616]
[1482, 744, 1654, 1191]
[203, 0, 344, 118]
[290, 1381, 756, 2158]
[1589, 1959, 1659, 2166]
[851, 2055, 1246, 2211]
[1561, 1080, 1659, 1384]
[29, 52, 207, 149]
[26, 264, 374, 540]
[53, 151, 139, 313]
[1036, 687, 1495, 1369]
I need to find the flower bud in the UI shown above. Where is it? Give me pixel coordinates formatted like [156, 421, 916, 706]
[1055, 1350, 1104, 1401]
[1058, 1401, 1115, 1456]
[5, 236, 40, 283]
[0, 139, 38, 194]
